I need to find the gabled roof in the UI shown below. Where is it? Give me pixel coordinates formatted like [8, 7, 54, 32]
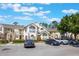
[0, 23, 24, 29]
[48, 27, 58, 32]
[24, 23, 39, 28]
[24, 22, 50, 34]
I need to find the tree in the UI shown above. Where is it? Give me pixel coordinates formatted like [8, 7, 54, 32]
[57, 13, 79, 40]
[13, 22, 18, 25]
[40, 23, 48, 28]
[69, 14, 79, 39]
[48, 21, 58, 29]
[52, 21, 58, 27]
[57, 15, 70, 39]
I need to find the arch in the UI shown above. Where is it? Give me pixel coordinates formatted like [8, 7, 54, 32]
[29, 26, 36, 33]
[30, 35, 35, 40]
[29, 26, 35, 29]
[43, 33, 48, 40]
[55, 34, 58, 38]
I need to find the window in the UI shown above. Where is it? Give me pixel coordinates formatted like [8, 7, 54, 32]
[43, 33, 48, 39]
[0, 26, 2, 31]
[15, 29, 19, 35]
[19, 29, 23, 34]
[15, 35, 19, 39]
[41, 28, 43, 30]
[43, 33, 47, 36]
[29, 26, 35, 33]
[30, 35, 35, 40]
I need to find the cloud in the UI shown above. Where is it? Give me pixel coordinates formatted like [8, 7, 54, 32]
[0, 15, 33, 21]
[0, 3, 51, 18]
[0, 16, 4, 20]
[35, 10, 51, 16]
[14, 6, 38, 12]
[42, 16, 48, 19]
[49, 18, 61, 23]
[0, 4, 21, 9]
[23, 12, 33, 16]
[0, 3, 51, 14]
[0, 15, 11, 19]
[0, 4, 8, 9]
[0, 15, 10, 20]
[40, 3, 51, 5]
[13, 16, 33, 20]
[23, 10, 51, 18]
[0, 4, 38, 13]
[62, 9, 79, 14]
[23, 7, 38, 12]
[0, 3, 52, 22]
[39, 7, 43, 10]
[39, 15, 61, 23]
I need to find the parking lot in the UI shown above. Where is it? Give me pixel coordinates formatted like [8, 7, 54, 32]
[0, 43, 79, 56]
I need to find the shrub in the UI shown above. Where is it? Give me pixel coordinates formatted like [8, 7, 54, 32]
[13, 40, 24, 43]
[0, 40, 8, 44]
[34, 40, 45, 42]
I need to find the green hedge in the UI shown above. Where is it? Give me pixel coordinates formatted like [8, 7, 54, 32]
[13, 40, 24, 43]
[13, 40, 45, 43]
[0, 40, 8, 44]
[34, 40, 45, 42]
[0, 39, 45, 44]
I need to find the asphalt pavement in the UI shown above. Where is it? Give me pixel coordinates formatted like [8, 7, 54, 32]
[0, 43, 79, 56]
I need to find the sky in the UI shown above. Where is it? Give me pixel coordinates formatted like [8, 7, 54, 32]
[0, 3, 79, 25]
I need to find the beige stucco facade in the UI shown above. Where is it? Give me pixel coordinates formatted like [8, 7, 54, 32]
[0, 23, 79, 42]
[50, 32, 61, 39]
[0, 24, 24, 42]
[24, 23, 49, 41]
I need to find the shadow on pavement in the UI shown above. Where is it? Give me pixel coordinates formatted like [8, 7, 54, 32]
[2, 48, 11, 51]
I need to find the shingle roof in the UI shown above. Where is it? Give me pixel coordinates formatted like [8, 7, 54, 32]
[48, 27, 57, 32]
[0, 23, 24, 29]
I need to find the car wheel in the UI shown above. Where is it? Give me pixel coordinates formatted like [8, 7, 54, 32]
[51, 43, 54, 46]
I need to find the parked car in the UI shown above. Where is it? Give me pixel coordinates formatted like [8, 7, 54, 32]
[45, 39, 54, 44]
[50, 41, 60, 46]
[72, 44, 79, 47]
[55, 38, 68, 45]
[55, 39, 69, 45]
[61, 40, 69, 45]
[68, 39, 79, 47]
[45, 39, 60, 46]
[68, 39, 79, 45]
[24, 40, 35, 48]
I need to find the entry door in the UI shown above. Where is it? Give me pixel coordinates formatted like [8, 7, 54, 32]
[9, 35, 12, 42]
[7, 33, 13, 42]
[37, 35, 41, 41]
